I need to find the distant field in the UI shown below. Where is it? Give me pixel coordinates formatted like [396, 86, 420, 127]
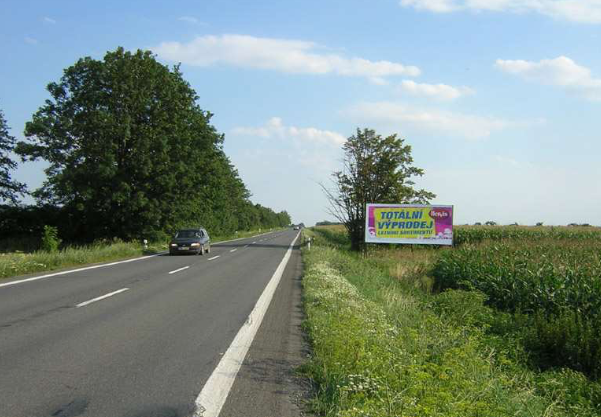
[303, 225, 601, 416]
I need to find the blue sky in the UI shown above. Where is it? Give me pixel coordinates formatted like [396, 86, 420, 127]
[2, 0, 601, 226]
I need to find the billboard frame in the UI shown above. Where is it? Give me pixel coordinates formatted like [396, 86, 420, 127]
[365, 203, 454, 246]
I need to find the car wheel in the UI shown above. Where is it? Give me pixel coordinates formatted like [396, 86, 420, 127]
[206, 245, 211, 254]
[199, 246, 205, 255]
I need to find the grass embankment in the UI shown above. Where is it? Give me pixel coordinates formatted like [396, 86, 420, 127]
[0, 228, 280, 280]
[301, 226, 601, 416]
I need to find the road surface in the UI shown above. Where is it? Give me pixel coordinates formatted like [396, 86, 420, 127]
[0, 229, 307, 417]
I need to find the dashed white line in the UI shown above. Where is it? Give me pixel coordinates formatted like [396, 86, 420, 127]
[75, 288, 129, 308]
[169, 266, 190, 275]
[229, 249, 237, 253]
[252, 241, 257, 244]
[208, 256, 220, 261]
[244, 245, 249, 248]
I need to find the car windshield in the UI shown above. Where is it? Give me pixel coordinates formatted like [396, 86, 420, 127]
[175, 230, 199, 238]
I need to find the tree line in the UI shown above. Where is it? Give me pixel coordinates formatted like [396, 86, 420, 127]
[0, 47, 290, 244]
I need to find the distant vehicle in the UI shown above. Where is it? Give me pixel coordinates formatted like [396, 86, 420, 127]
[293, 225, 300, 230]
[169, 228, 211, 255]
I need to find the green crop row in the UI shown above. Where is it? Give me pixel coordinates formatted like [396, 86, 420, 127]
[432, 239, 601, 376]
[454, 226, 601, 246]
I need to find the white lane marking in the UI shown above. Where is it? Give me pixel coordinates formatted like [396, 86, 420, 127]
[212, 236, 249, 245]
[213, 229, 278, 246]
[0, 254, 163, 289]
[244, 245, 249, 248]
[208, 256, 220, 261]
[229, 249, 237, 253]
[251, 231, 274, 238]
[193, 231, 300, 417]
[252, 241, 257, 244]
[75, 288, 130, 308]
[169, 266, 190, 275]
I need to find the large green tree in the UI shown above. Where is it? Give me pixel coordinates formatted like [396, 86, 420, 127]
[324, 128, 435, 251]
[0, 109, 26, 204]
[17, 47, 246, 241]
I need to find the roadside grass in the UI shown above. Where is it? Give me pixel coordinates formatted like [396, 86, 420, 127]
[0, 241, 149, 280]
[301, 227, 601, 416]
[0, 228, 283, 281]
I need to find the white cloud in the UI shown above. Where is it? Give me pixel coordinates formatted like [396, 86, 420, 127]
[401, 0, 459, 12]
[494, 155, 519, 166]
[398, 80, 475, 100]
[24, 37, 39, 45]
[43, 17, 56, 24]
[495, 56, 601, 101]
[178, 16, 201, 24]
[400, 0, 601, 23]
[343, 101, 542, 139]
[231, 117, 346, 146]
[152, 34, 420, 79]
[369, 77, 389, 86]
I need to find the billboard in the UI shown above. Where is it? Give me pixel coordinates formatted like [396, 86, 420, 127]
[365, 203, 454, 245]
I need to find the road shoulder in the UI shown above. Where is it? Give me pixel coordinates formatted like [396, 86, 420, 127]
[218, 241, 312, 417]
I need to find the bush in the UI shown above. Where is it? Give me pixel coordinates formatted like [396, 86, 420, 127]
[41, 225, 61, 252]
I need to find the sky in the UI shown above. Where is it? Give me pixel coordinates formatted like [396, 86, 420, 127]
[1, 0, 601, 226]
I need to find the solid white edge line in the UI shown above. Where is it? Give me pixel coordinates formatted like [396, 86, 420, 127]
[208, 256, 220, 261]
[168, 266, 190, 275]
[229, 249, 237, 253]
[193, 231, 300, 417]
[75, 288, 130, 308]
[0, 253, 164, 289]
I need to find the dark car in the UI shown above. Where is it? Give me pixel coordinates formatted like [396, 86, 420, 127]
[169, 228, 211, 255]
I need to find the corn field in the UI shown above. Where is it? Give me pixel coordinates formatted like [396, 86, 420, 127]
[454, 225, 601, 245]
[433, 226, 601, 377]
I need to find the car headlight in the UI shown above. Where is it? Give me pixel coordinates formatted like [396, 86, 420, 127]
[170, 243, 177, 247]
[190, 243, 200, 247]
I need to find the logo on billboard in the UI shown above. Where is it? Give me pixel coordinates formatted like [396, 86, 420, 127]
[429, 208, 451, 219]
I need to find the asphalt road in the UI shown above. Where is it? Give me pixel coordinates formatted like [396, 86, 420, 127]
[0, 229, 306, 417]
